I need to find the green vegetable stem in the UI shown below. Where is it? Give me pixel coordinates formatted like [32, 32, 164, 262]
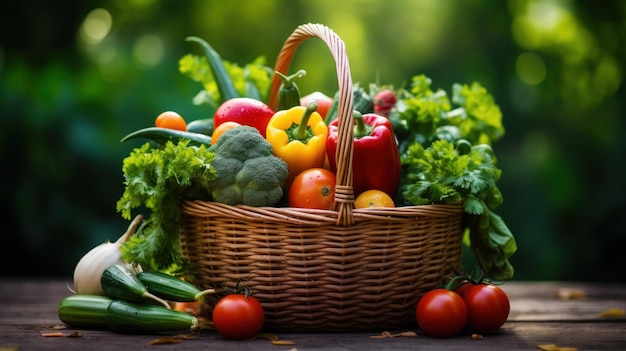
[275, 69, 306, 110]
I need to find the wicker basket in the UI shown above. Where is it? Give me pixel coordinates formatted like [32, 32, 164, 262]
[179, 23, 465, 332]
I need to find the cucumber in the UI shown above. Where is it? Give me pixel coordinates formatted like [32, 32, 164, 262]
[105, 300, 199, 333]
[58, 294, 113, 328]
[121, 127, 213, 147]
[136, 271, 215, 302]
[101, 264, 171, 309]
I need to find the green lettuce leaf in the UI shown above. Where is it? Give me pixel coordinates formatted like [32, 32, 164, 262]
[116, 140, 215, 270]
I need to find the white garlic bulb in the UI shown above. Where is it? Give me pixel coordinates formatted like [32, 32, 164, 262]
[73, 214, 143, 295]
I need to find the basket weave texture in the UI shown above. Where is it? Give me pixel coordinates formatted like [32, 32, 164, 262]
[179, 23, 465, 332]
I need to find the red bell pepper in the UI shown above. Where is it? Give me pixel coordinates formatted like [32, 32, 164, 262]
[326, 112, 401, 199]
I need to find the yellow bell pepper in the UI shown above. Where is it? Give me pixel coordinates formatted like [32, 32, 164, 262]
[266, 101, 328, 187]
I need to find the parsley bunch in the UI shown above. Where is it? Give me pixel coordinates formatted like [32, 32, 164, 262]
[116, 140, 215, 270]
[393, 75, 516, 281]
[402, 140, 516, 281]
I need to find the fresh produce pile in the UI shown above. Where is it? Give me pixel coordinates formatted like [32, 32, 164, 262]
[57, 32, 518, 338]
[116, 36, 516, 281]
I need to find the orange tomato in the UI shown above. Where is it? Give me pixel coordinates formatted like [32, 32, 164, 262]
[288, 168, 336, 210]
[173, 301, 202, 315]
[354, 189, 395, 208]
[155, 111, 187, 131]
[211, 121, 241, 144]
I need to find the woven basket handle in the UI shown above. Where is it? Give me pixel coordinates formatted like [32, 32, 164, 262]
[268, 23, 355, 226]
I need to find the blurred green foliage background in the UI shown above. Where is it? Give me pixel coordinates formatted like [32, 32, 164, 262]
[1, 0, 624, 281]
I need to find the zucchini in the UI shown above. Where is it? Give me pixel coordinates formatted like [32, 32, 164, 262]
[101, 264, 171, 309]
[186, 36, 240, 103]
[275, 69, 306, 111]
[105, 300, 199, 333]
[58, 294, 113, 329]
[136, 271, 215, 302]
[325, 83, 374, 124]
[121, 127, 212, 147]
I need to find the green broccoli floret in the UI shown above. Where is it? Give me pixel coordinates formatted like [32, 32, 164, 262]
[208, 125, 288, 206]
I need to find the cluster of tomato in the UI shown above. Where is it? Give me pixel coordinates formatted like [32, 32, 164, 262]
[416, 276, 511, 338]
[154, 91, 397, 211]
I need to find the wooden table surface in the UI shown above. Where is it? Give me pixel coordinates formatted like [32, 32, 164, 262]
[1, 279, 625, 350]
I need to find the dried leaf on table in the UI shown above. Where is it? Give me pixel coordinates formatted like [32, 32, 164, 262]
[272, 340, 296, 345]
[148, 337, 183, 345]
[41, 324, 67, 330]
[41, 332, 64, 337]
[597, 308, 625, 318]
[175, 333, 197, 340]
[537, 344, 578, 351]
[370, 331, 417, 338]
[554, 288, 587, 300]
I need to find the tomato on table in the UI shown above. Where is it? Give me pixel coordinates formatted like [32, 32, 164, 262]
[462, 283, 510, 334]
[212, 294, 265, 339]
[155, 111, 187, 131]
[288, 168, 336, 210]
[416, 289, 467, 338]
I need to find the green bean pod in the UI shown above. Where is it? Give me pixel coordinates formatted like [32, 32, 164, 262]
[121, 127, 213, 147]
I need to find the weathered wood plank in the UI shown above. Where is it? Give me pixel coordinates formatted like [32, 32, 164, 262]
[1, 322, 624, 351]
[1, 279, 625, 350]
[500, 281, 626, 322]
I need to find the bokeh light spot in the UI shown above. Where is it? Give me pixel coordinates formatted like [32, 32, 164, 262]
[133, 35, 164, 68]
[79, 8, 112, 45]
[516, 52, 546, 85]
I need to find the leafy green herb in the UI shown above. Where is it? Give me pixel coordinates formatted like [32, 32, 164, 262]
[116, 140, 216, 270]
[391, 75, 505, 154]
[451, 82, 505, 145]
[178, 54, 272, 108]
[401, 140, 516, 280]
[395, 75, 515, 281]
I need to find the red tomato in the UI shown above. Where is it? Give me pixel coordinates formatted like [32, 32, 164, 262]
[214, 97, 275, 138]
[300, 92, 333, 120]
[212, 294, 265, 339]
[416, 289, 467, 338]
[288, 168, 336, 210]
[462, 284, 510, 334]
